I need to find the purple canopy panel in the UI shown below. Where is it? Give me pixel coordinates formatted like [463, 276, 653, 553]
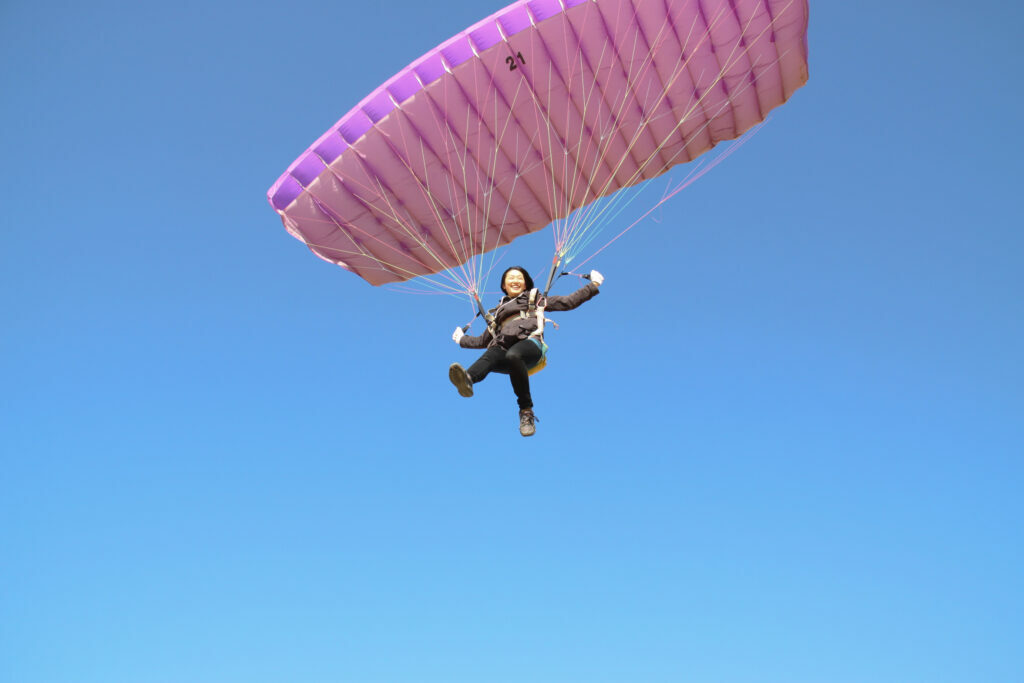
[269, 0, 810, 286]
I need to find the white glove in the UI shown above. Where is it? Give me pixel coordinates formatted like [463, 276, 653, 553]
[589, 270, 604, 286]
[452, 327, 465, 344]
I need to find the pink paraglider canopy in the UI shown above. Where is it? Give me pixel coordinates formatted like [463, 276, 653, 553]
[268, 0, 809, 286]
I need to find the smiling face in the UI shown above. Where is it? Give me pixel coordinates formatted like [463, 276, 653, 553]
[503, 269, 527, 297]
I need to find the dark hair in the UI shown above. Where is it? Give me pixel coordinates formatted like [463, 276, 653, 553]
[499, 266, 534, 294]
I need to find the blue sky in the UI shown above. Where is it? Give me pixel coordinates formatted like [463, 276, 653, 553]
[2, 1, 1022, 681]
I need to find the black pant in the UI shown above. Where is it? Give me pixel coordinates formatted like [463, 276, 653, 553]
[466, 339, 543, 410]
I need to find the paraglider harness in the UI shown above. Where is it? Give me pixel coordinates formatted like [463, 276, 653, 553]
[524, 288, 549, 376]
[487, 288, 549, 376]
[467, 259, 579, 376]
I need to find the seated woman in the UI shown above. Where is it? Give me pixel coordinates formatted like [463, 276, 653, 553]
[449, 265, 604, 436]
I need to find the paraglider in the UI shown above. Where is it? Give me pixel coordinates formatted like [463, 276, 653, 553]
[267, 0, 809, 432]
[449, 265, 603, 436]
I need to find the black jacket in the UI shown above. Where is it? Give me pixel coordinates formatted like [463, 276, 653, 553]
[459, 282, 600, 350]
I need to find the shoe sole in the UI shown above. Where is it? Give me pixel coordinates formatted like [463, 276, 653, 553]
[449, 363, 474, 397]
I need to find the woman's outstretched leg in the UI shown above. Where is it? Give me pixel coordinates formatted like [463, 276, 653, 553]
[450, 348, 502, 398]
[466, 348, 505, 384]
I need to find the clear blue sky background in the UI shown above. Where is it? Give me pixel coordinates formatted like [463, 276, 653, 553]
[3, 1, 1022, 681]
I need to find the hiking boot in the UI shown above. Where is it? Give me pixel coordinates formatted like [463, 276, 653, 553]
[519, 408, 536, 437]
[448, 363, 474, 397]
